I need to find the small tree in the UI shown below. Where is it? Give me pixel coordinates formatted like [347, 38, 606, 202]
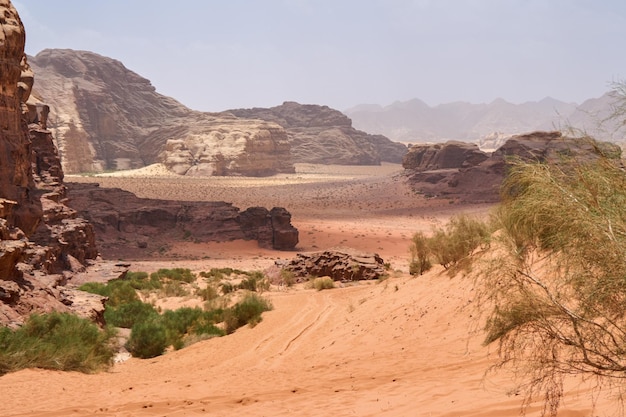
[481, 143, 626, 416]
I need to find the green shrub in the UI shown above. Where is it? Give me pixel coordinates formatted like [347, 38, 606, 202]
[279, 269, 296, 287]
[0, 312, 116, 376]
[79, 280, 139, 307]
[161, 281, 189, 297]
[126, 318, 169, 359]
[220, 282, 235, 294]
[196, 285, 219, 301]
[408, 215, 490, 273]
[104, 300, 159, 329]
[409, 231, 432, 275]
[224, 293, 273, 334]
[312, 277, 335, 291]
[150, 268, 195, 283]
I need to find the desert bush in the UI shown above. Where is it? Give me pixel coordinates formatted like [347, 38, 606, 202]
[0, 312, 116, 375]
[429, 215, 490, 269]
[150, 268, 195, 283]
[408, 231, 432, 275]
[220, 282, 235, 294]
[104, 300, 159, 329]
[279, 269, 297, 287]
[161, 281, 189, 297]
[238, 271, 270, 292]
[408, 215, 490, 274]
[312, 277, 335, 291]
[196, 285, 219, 301]
[126, 318, 169, 359]
[479, 144, 626, 416]
[79, 280, 139, 307]
[224, 293, 273, 334]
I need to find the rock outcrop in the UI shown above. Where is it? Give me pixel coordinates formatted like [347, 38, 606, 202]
[276, 248, 386, 282]
[403, 131, 622, 203]
[65, 183, 299, 258]
[0, 1, 113, 327]
[28, 49, 294, 176]
[229, 102, 408, 164]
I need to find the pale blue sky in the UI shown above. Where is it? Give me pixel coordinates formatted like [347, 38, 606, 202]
[13, 0, 626, 112]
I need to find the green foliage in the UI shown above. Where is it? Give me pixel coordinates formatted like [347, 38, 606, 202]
[126, 318, 169, 359]
[150, 268, 195, 283]
[220, 282, 235, 294]
[0, 312, 116, 376]
[196, 285, 219, 301]
[312, 276, 335, 291]
[279, 269, 297, 287]
[409, 231, 432, 275]
[480, 144, 626, 416]
[224, 293, 273, 334]
[79, 280, 138, 307]
[104, 300, 159, 329]
[409, 216, 490, 274]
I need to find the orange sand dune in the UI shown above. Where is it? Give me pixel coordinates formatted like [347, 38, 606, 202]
[1, 165, 618, 416]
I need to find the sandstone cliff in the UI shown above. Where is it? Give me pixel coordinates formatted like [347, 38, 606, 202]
[229, 102, 408, 165]
[65, 183, 299, 259]
[28, 49, 294, 176]
[0, 1, 106, 326]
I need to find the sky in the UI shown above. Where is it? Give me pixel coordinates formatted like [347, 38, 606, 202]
[12, 0, 626, 112]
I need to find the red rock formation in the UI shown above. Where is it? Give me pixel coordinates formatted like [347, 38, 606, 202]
[66, 183, 299, 259]
[0, 1, 106, 327]
[403, 131, 622, 203]
[277, 248, 386, 282]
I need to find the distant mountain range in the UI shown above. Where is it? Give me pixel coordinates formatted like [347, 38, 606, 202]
[344, 94, 626, 146]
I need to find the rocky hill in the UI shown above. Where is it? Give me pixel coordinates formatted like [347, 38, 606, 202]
[28, 49, 407, 174]
[28, 49, 294, 176]
[402, 131, 622, 203]
[229, 102, 408, 164]
[345, 95, 626, 145]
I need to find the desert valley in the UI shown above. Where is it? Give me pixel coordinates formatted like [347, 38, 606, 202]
[2, 1, 626, 416]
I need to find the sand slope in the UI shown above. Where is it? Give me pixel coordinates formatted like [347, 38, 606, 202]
[0, 164, 618, 416]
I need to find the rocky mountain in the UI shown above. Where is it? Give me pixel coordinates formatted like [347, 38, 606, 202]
[28, 49, 294, 176]
[228, 102, 408, 164]
[345, 95, 626, 145]
[28, 49, 407, 174]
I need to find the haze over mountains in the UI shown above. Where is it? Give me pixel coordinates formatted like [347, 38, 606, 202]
[345, 93, 625, 145]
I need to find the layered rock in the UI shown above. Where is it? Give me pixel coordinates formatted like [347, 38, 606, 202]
[28, 49, 295, 176]
[0, 1, 108, 327]
[65, 183, 299, 258]
[276, 248, 386, 282]
[403, 131, 622, 203]
[229, 101, 408, 164]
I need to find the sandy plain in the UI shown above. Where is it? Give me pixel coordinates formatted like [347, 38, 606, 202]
[0, 163, 618, 416]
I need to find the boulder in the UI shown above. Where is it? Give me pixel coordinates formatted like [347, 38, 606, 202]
[277, 248, 386, 282]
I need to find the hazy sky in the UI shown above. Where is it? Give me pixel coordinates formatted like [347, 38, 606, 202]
[12, 0, 626, 112]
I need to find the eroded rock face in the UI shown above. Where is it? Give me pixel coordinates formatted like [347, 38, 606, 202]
[28, 49, 294, 176]
[229, 101, 409, 164]
[402, 141, 488, 171]
[403, 131, 622, 203]
[277, 248, 386, 282]
[65, 183, 299, 258]
[0, 1, 105, 327]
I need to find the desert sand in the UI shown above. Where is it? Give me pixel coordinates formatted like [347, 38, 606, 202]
[0, 164, 618, 416]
